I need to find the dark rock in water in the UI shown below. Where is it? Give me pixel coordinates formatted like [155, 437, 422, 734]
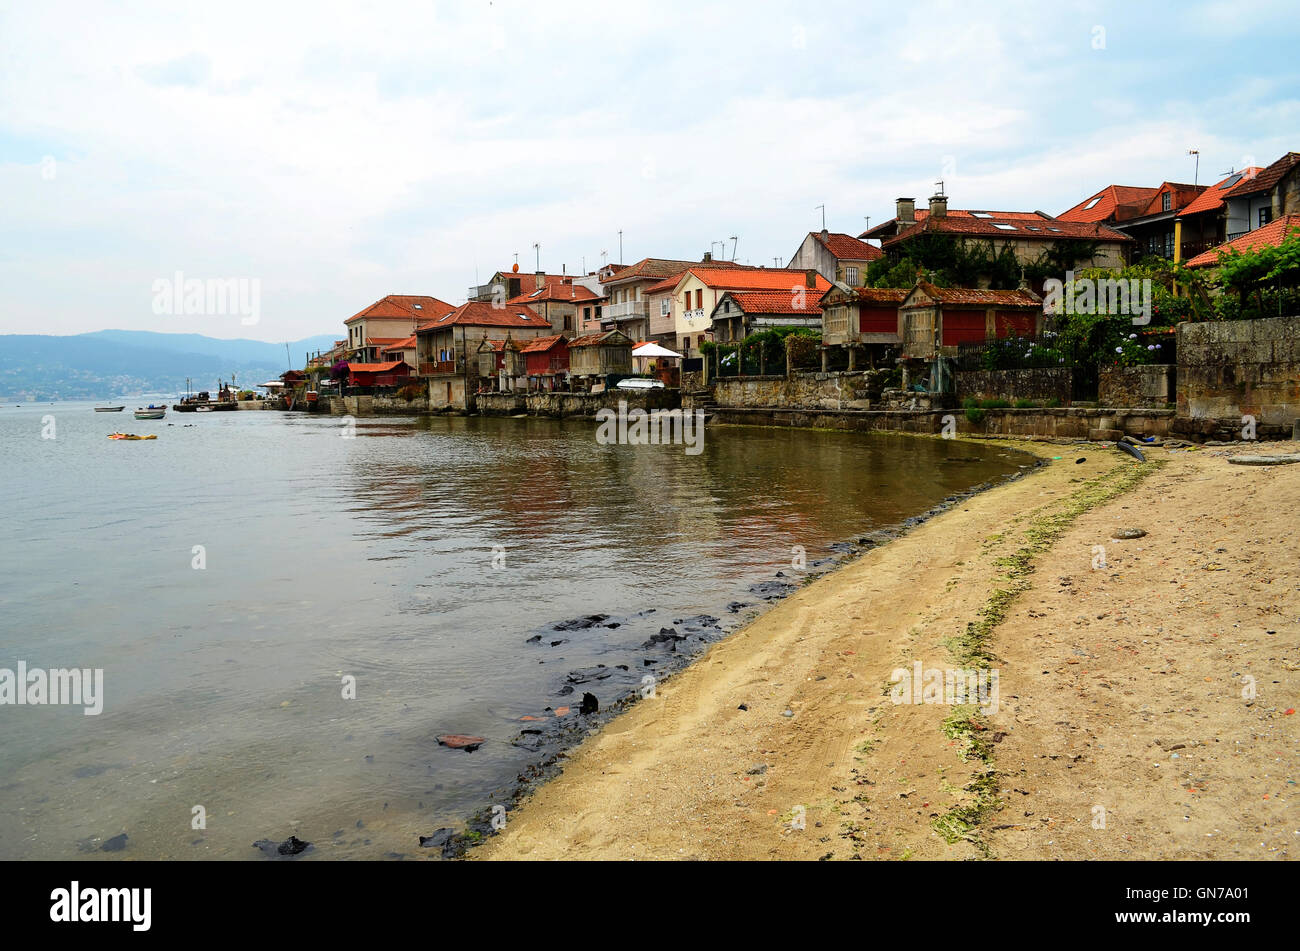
[829, 542, 856, 553]
[580, 692, 599, 715]
[418, 828, 457, 857]
[675, 614, 720, 630]
[553, 614, 614, 631]
[253, 835, 312, 858]
[727, 601, 751, 613]
[566, 666, 613, 684]
[525, 634, 542, 643]
[557, 684, 574, 696]
[549, 639, 567, 647]
[100, 833, 128, 853]
[641, 627, 686, 648]
[437, 734, 485, 752]
[749, 579, 798, 600]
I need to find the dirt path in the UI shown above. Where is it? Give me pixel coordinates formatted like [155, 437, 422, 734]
[475, 439, 1298, 860]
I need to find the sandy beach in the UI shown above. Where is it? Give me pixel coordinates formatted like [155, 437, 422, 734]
[476, 436, 1299, 860]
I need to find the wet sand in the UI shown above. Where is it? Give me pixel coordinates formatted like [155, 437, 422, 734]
[475, 437, 1299, 860]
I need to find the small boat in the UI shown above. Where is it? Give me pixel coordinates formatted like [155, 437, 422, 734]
[134, 405, 166, 420]
[108, 433, 157, 440]
[94, 405, 125, 413]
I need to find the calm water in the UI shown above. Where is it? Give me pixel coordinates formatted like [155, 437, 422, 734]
[0, 401, 1028, 860]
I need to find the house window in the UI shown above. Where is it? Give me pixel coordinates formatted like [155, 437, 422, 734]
[564, 314, 573, 331]
[845, 266, 858, 285]
[583, 306, 591, 321]
[1162, 192, 1172, 212]
[660, 298, 670, 317]
[1164, 232, 1175, 258]
[1260, 207, 1272, 228]
[724, 300, 731, 312]
[684, 292, 691, 311]
[695, 289, 703, 310]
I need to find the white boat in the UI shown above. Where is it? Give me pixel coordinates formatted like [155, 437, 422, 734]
[134, 405, 166, 420]
[195, 405, 215, 412]
[94, 405, 126, 413]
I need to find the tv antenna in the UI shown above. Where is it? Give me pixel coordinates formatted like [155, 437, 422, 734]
[1187, 149, 1200, 187]
[814, 204, 825, 230]
[729, 235, 738, 260]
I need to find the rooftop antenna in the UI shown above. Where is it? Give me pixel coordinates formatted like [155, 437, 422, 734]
[935, 180, 945, 196]
[773, 256, 783, 267]
[863, 215, 871, 231]
[729, 235, 738, 260]
[532, 242, 540, 272]
[600, 249, 608, 267]
[815, 204, 825, 230]
[618, 230, 623, 265]
[1187, 149, 1200, 187]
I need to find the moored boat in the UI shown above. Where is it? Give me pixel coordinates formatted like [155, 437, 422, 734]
[94, 405, 125, 412]
[134, 405, 166, 420]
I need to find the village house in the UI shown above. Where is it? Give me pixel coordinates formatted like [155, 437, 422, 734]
[346, 360, 412, 388]
[787, 229, 883, 286]
[567, 330, 633, 388]
[897, 281, 1043, 391]
[1220, 151, 1300, 238]
[650, 266, 832, 358]
[709, 288, 824, 345]
[380, 335, 418, 367]
[817, 286, 910, 368]
[507, 274, 603, 336]
[598, 256, 705, 342]
[863, 194, 1130, 278]
[344, 294, 455, 363]
[1099, 181, 1203, 261]
[1184, 214, 1300, 269]
[467, 267, 568, 304]
[415, 300, 554, 410]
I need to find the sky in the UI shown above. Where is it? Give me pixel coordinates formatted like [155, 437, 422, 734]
[2, 0, 1298, 342]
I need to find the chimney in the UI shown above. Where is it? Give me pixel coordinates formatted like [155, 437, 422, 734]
[929, 193, 948, 218]
[703, 251, 713, 262]
[535, 270, 545, 290]
[821, 227, 829, 242]
[896, 197, 916, 225]
[805, 268, 817, 289]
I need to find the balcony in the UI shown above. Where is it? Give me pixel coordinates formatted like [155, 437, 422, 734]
[605, 300, 648, 321]
[681, 307, 708, 324]
[419, 360, 459, 376]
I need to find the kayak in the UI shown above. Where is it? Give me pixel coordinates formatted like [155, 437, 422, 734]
[108, 433, 157, 440]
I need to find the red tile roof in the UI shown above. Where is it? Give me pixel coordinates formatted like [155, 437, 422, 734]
[601, 256, 756, 285]
[847, 287, 910, 304]
[508, 278, 603, 305]
[720, 290, 825, 316]
[1133, 182, 1202, 217]
[904, 281, 1042, 308]
[1058, 185, 1161, 223]
[1185, 214, 1300, 268]
[568, 330, 631, 348]
[1223, 152, 1300, 199]
[811, 232, 883, 261]
[1176, 169, 1265, 217]
[415, 300, 546, 329]
[881, 211, 1130, 247]
[347, 361, 407, 373]
[519, 334, 568, 352]
[345, 294, 457, 325]
[381, 335, 417, 351]
[673, 267, 834, 293]
[365, 336, 408, 347]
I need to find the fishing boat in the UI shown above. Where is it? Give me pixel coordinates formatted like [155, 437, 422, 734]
[134, 405, 166, 420]
[94, 405, 125, 413]
[108, 433, 157, 440]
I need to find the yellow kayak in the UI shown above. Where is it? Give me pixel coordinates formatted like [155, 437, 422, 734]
[108, 433, 157, 440]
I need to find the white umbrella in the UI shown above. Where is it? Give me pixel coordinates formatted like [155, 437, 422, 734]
[632, 342, 683, 359]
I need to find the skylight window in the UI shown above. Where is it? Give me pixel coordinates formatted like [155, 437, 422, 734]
[971, 212, 994, 219]
[1026, 225, 1041, 231]
[993, 223, 1017, 230]
[518, 313, 530, 319]
[1220, 174, 1243, 189]
[1083, 196, 1102, 210]
[413, 303, 422, 309]
[1047, 227, 1062, 232]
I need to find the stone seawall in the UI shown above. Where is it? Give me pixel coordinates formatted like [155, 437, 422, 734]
[478, 389, 680, 418]
[1176, 315, 1300, 439]
[709, 406, 1173, 440]
[954, 367, 1073, 404]
[1098, 364, 1175, 409]
[712, 370, 885, 410]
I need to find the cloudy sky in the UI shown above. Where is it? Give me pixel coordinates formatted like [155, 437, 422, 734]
[3, 0, 1297, 341]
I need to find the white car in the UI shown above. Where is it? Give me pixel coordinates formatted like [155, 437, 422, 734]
[615, 377, 665, 390]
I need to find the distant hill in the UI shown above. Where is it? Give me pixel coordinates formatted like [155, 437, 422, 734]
[0, 330, 341, 400]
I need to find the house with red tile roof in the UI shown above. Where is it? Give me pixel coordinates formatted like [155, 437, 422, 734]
[1221, 152, 1300, 241]
[346, 360, 412, 388]
[380, 335, 418, 367]
[650, 266, 832, 357]
[344, 294, 457, 363]
[898, 280, 1043, 367]
[817, 286, 911, 367]
[567, 330, 634, 385]
[468, 267, 570, 304]
[787, 229, 884, 286]
[598, 253, 753, 343]
[709, 290, 824, 345]
[1184, 214, 1300, 269]
[414, 300, 556, 410]
[1058, 185, 1161, 225]
[507, 277, 604, 337]
[862, 194, 1130, 277]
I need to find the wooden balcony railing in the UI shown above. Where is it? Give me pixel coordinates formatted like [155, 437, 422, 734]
[419, 360, 458, 375]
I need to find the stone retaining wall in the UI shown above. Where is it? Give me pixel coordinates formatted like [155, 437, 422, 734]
[1176, 315, 1300, 438]
[713, 370, 887, 410]
[954, 367, 1073, 403]
[1099, 364, 1175, 409]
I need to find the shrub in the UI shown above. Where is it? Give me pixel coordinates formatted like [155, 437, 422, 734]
[965, 406, 986, 424]
[1014, 398, 1035, 409]
[396, 383, 424, 402]
[1045, 397, 1063, 408]
[980, 398, 1011, 409]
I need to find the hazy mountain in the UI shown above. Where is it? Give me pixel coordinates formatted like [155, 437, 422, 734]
[0, 330, 341, 400]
